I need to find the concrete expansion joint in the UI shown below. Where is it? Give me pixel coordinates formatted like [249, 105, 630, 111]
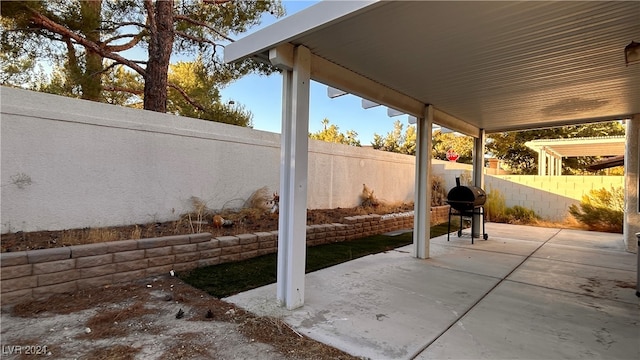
[408, 228, 562, 359]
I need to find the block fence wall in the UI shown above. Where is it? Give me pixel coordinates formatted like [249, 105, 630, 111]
[1, 210, 440, 305]
[1, 87, 415, 234]
[431, 160, 624, 221]
[485, 174, 624, 221]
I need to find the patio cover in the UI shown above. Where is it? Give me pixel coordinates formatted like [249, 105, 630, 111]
[524, 136, 626, 175]
[588, 155, 625, 171]
[224, 1, 640, 309]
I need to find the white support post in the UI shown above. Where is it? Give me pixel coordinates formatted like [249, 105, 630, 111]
[277, 45, 311, 310]
[413, 105, 432, 259]
[557, 156, 563, 176]
[538, 148, 547, 176]
[624, 114, 640, 254]
[472, 129, 486, 237]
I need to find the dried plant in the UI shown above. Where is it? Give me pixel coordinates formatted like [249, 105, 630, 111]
[431, 175, 447, 206]
[484, 186, 507, 222]
[244, 186, 272, 211]
[459, 170, 473, 186]
[130, 225, 142, 240]
[60, 228, 121, 245]
[187, 196, 209, 233]
[360, 183, 380, 207]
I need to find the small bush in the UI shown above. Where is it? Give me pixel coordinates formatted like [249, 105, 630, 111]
[459, 170, 473, 186]
[569, 187, 624, 233]
[506, 205, 540, 224]
[244, 186, 272, 211]
[360, 183, 380, 207]
[484, 187, 508, 222]
[484, 188, 538, 224]
[431, 175, 447, 207]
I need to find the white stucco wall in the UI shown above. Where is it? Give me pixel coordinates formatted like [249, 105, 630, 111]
[0, 87, 630, 235]
[307, 140, 415, 209]
[0, 87, 415, 233]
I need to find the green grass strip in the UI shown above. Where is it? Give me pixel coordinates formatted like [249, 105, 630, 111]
[181, 222, 456, 298]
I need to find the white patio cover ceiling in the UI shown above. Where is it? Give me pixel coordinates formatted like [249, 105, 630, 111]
[225, 1, 640, 136]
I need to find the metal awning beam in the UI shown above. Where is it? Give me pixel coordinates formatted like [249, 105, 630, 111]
[269, 43, 481, 138]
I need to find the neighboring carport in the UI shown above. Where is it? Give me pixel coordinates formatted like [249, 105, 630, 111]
[224, 1, 640, 309]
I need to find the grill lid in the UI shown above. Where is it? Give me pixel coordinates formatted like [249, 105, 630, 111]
[446, 178, 486, 212]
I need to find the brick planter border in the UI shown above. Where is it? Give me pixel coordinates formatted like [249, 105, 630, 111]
[1, 207, 449, 305]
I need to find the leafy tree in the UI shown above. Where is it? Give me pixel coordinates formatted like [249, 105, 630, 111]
[0, 33, 40, 86]
[487, 121, 625, 174]
[371, 120, 415, 155]
[401, 124, 416, 155]
[309, 118, 361, 146]
[432, 130, 473, 164]
[1, 0, 283, 120]
[167, 58, 252, 126]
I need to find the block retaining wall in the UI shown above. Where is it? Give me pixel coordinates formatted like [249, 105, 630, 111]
[2, 209, 449, 306]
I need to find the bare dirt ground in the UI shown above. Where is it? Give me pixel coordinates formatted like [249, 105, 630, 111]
[1, 274, 360, 360]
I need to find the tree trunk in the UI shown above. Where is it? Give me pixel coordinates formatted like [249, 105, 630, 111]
[144, 0, 174, 113]
[80, 0, 103, 101]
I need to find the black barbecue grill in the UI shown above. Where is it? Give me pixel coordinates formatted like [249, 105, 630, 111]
[446, 178, 488, 244]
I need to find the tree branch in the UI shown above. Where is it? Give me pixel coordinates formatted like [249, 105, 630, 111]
[100, 21, 147, 31]
[202, 0, 233, 4]
[168, 82, 206, 111]
[144, 0, 155, 38]
[103, 32, 146, 52]
[103, 86, 144, 95]
[175, 30, 220, 47]
[174, 14, 234, 42]
[26, 7, 147, 77]
[103, 33, 141, 44]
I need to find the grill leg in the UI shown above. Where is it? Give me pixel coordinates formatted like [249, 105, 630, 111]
[471, 211, 475, 245]
[482, 207, 488, 240]
[447, 207, 452, 242]
[636, 234, 639, 297]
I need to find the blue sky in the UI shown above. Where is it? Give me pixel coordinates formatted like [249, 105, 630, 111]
[219, 1, 408, 145]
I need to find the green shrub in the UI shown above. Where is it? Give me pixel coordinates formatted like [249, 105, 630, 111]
[568, 187, 623, 233]
[506, 205, 540, 224]
[484, 187, 508, 222]
[485, 187, 538, 224]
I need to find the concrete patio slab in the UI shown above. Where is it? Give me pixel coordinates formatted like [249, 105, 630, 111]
[507, 257, 638, 305]
[548, 228, 627, 251]
[226, 224, 639, 360]
[416, 281, 639, 360]
[533, 243, 637, 272]
[430, 232, 547, 257]
[227, 247, 503, 360]
[474, 222, 560, 243]
[424, 242, 526, 279]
